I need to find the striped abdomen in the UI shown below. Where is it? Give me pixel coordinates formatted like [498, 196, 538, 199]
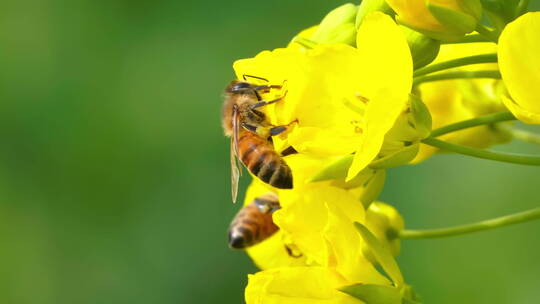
[238, 130, 293, 189]
[228, 194, 280, 249]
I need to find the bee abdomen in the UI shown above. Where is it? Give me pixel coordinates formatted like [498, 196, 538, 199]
[228, 202, 279, 249]
[238, 132, 293, 189]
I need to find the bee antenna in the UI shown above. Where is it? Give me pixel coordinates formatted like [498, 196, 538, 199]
[243, 74, 269, 82]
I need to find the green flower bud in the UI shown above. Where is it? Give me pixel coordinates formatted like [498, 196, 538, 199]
[401, 25, 440, 70]
[311, 3, 358, 45]
[356, 0, 395, 29]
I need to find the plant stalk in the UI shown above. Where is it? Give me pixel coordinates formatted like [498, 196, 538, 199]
[400, 207, 540, 239]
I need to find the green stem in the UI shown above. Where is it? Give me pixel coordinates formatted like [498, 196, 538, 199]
[413, 70, 500, 86]
[430, 112, 515, 137]
[497, 124, 540, 145]
[442, 34, 491, 44]
[421, 137, 540, 166]
[400, 207, 540, 239]
[475, 24, 499, 42]
[413, 53, 497, 77]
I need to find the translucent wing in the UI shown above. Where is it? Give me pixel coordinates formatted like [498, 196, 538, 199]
[230, 106, 241, 203]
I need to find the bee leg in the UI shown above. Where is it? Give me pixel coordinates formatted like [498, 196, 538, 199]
[251, 91, 288, 109]
[241, 123, 258, 132]
[269, 119, 298, 136]
[280, 146, 298, 156]
[252, 85, 282, 98]
[257, 127, 271, 138]
[269, 126, 287, 136]
[253, 84, 282, 91]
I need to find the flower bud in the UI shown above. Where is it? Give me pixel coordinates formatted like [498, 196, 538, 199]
[364, 202, 404, 258]
[355, 0, 394, 29]
[387, 0, 482, 41]
[401, 25, 440, 69]
[310, 3, 358, 45]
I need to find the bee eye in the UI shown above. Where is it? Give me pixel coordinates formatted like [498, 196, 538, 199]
[230, 82, 251, 92]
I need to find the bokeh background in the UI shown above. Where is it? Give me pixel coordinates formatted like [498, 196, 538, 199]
[0, 0, 539, 303]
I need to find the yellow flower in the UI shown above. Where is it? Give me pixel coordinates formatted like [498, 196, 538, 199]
[242, 180, 403, 304]
[498, 12, 540, 124]
[387, 0, 482, 41]
[412, 41, 510, 162]
[244, 180, 387, 280]
[233, 12, 412, 181]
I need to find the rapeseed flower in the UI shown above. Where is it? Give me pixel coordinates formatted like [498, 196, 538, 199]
[233, 12, 412, 181]
[242, 177, 406, 303]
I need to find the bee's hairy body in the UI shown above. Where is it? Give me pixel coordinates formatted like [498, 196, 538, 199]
[228, 194, 280, 249]
[222, 80, 293, 201]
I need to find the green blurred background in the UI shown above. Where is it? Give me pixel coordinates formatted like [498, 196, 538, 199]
[0, 1, 538, 303]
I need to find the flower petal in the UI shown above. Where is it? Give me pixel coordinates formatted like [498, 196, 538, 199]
[245, 267, 359, 304]
[324, 201, 390, 284]
[246, 231, 308, 270]
[274, 185, 365, 266]
[348, 12, 412, 180]
[499, 12, 540, 124]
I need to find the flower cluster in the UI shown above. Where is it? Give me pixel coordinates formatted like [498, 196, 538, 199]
[225, 1, 540, 303]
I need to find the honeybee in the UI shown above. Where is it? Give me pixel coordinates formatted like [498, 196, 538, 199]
[228, 193, 280, 249]
[222, 76, 294, 202]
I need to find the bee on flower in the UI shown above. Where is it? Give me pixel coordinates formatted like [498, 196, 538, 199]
[232, 12, 415, 181]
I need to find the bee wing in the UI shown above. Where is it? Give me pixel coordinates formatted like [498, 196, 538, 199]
[230, 138, 240, 203]
[230, 106, 242, 203]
